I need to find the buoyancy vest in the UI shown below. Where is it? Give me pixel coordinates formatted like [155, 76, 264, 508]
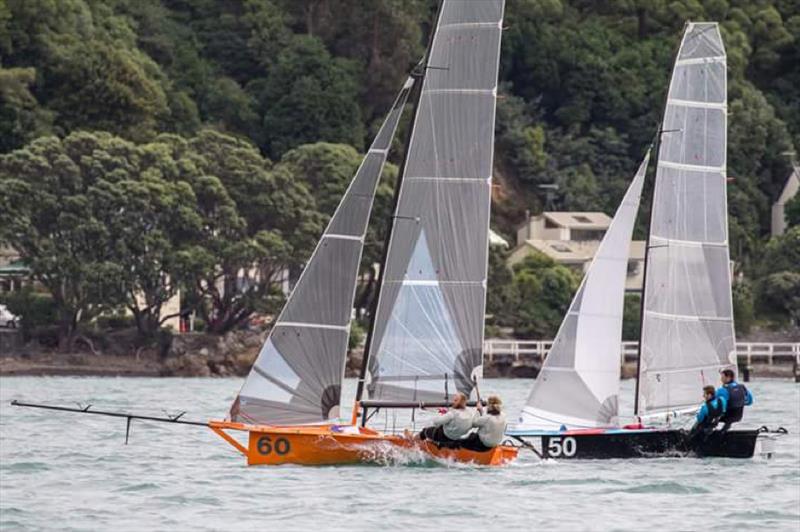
[726, 383, 747, 409]
[703, 398, 724, 427]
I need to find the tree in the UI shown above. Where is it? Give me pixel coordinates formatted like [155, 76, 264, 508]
[785, 192, 800, 228]
[164, 130, 323, 333]
[253, 35, 364, 157]
[0, 134, 125, 349]
[508, 252, 579, 337]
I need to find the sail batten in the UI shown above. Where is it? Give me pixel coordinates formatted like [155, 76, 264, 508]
[230, 78, 414, 426]
[517, 152, 649, 431]
[636, 22, 736, 416]
[366, 0, 505, 402]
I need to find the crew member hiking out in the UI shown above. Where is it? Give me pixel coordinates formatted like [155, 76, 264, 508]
[690, 385, 726, 444]
[716, 369, 753, 431]
[456, 395, 507, 452]
[416, 392, 474, 448]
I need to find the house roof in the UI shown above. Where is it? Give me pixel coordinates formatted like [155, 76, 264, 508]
[514, 239, 646, 264]
[489, 229, 509, 248]
[543, 212, 612, 229]
[776, 166, 799, 205]
[0, 260, 30, 276]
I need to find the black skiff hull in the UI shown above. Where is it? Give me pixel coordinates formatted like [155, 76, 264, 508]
[515, 429, 761, 459]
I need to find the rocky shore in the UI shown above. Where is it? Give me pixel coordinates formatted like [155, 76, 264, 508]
[1, 328, 797, 380]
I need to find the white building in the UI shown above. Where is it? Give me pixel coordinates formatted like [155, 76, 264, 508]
[509, 212, 646, 292]
[771, 166, 799, 236]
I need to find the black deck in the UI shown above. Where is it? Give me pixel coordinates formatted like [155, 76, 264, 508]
[521, 429, 761, 459]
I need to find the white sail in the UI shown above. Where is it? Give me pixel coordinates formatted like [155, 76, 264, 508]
[637, 22, 736, 416]
[230, 78, 414, 425]
[366, 0, 505, 402]
[517, 152, 649, 431]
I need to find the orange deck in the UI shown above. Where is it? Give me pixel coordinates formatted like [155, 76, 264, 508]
[209, 421, 518, 466]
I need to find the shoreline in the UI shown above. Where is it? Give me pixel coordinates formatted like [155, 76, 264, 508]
[1, 353, 796, 380]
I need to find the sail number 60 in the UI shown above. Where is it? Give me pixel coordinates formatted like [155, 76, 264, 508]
[257, 436, 291, 456]
[546, 437, 577, 457]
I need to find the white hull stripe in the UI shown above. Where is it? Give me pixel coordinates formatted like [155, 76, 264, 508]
[668, 98, 726, 110]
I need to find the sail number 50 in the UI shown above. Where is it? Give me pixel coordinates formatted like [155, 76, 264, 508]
[547, 437, 577, 457]
[257, 436, 291, 456]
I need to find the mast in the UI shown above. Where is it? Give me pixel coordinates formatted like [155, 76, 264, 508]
[633, 141, 658, 418]
[355, 1, 443, 405]
[633, 23, 689, 417]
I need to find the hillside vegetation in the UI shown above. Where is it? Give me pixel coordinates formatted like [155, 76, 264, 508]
[0, 0, 797, 349]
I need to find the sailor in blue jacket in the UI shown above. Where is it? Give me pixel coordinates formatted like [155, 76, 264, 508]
[691, 385, 726, 442]
[716, 368, 753, 431]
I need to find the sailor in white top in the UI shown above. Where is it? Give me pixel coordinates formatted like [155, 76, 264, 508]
[417, 392, 475, 446]
[458, 395, 508, 452]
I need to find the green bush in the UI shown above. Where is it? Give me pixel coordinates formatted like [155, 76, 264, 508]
[348, 320, 365, 352]
[0, 288, 57, 338]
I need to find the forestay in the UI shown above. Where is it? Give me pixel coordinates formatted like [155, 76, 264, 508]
[637, 22, 736, 416]
[517, 152, 649, 431]
[367, 0, 505, 402]
[230, 78, 414, 425]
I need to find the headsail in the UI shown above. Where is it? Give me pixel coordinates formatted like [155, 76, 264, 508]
[636, 23, 736, 416]
[366, 0, 505, 402]
[230, 78, 414, 425]
[517, 152, 649, 431]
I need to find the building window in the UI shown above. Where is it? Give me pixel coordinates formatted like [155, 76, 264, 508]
[544, 218, 559, 229]
[627, 260, 641, 276]
[571, 229, 604, 241]
[551, 243, 573, 253]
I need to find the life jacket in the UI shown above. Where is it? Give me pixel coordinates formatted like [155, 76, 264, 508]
[702, 398, 724, 427]
[725, 383, 748, 409]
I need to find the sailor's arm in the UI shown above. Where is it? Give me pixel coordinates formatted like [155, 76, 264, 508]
[745, 388, 753, 405]
[696, 403, 708, 423]
[431, 411, 454, 427]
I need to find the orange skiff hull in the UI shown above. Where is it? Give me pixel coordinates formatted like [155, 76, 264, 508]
[209, 421, 518, 466]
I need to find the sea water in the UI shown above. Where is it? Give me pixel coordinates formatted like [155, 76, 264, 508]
[1, 377, 798, 531]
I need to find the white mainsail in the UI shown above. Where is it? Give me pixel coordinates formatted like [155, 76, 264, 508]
[517, 152, 649, 431]
[366, 0, 505, 402]
[230, 78, 414, 425]
[636, 22, 736, 417]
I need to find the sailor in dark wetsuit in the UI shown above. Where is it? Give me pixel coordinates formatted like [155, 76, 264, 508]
[690, 385, 726, 443]
[715, 368, 753, 432]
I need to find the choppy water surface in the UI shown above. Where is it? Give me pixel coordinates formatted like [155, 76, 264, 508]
[1, 377, 798, 531]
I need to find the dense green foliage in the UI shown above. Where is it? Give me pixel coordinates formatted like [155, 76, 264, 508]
[0, 0, 798, 348]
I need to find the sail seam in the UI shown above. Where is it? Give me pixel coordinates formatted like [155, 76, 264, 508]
[658, 160, 724, 173]
[642, 363, 733, 375]
[643, 310, 731, 322]
[675, 55, 724, 66]
[423, 88, 494, 95]
[275, 322, 350, 331]
[668, 98, 726, 110]
[438, 21, 501, 30]
[650, 236, 728, 247]
[385, 280, 485, 285]
[405, 176, 490, 183]
[322, 234, 363, 242]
